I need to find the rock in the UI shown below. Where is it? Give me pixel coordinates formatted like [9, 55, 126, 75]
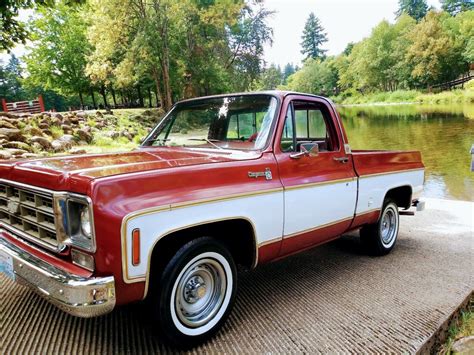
[61, 124, 73, 134]
[41, 129, 52, 136]
[0, 112, 19, 119]
[51, 139, 71, 152]
[21, 153, 40, 159]
[30, 136, 52, 150]
[52, 117, 62, 126]
[62, 117, 71, 125]
[120, 130, 133, 140]
[0, 150, 13, 160]
[6, 148, 28, 156]
[38, 122, 49, 130]
[69, 148, 87, 155]
[59, 134, 76, 144]
[24, 126, 44, 136]
[104, 131, 119, 139]
[452, 336, 474, 354]
[0, 128, 24, 141]
[95, 111, 103, 117]
[4, 141, 32, 152]
[75, 128, 92, 143]
[0, 120, 16, 129]
[51, 112, 63, 120]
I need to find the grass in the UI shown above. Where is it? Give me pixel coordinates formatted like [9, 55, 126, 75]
[334, 86, 474, 105]
[438, 301, 474, 354]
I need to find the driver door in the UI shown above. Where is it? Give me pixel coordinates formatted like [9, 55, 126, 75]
[275, 95, 357, 257]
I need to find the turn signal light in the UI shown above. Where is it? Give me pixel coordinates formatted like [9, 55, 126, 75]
[132, 229, 140, 266]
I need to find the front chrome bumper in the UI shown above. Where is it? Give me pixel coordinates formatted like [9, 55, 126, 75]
[0, 235, 115, 318]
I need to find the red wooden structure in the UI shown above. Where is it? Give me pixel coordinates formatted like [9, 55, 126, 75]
[1, 95, 45, 114]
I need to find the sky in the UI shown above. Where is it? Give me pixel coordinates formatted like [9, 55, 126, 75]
[2, 0, 442, 67]
[263, 0, 441, 68]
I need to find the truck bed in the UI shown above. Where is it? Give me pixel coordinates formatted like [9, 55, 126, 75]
[352, 150, 424, 177]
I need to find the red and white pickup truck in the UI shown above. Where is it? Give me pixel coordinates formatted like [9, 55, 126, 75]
[0, 91, 424, 345]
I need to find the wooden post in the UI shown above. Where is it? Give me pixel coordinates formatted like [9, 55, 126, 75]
[1, 98, 8, 112]
[38, 95, 45, 112]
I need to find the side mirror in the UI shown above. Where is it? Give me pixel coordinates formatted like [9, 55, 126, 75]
[290, 143, 319, 159]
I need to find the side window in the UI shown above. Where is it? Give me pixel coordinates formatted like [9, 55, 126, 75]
[280, 106, 294, 152]
[227, 113, 256, 140]
[280, 101, 338, 152]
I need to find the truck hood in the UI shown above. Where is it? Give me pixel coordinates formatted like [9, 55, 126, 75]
[0, 147, 261, 194]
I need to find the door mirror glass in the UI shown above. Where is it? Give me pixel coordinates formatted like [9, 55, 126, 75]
[301, 142, 319, 157]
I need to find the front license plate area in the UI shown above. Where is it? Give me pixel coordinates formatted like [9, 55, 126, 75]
[0, 249, 15, 281]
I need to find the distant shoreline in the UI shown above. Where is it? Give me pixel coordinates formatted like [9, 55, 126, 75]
[332, 86, 474, 106]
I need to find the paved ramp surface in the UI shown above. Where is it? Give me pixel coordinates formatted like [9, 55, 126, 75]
[1, 198, 473, 353]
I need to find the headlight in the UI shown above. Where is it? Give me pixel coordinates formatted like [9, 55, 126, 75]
[54, 194, 96, 252]
[80, 206, 92, 237]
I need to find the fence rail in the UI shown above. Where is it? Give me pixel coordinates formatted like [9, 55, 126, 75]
[1, 96, 45, 114]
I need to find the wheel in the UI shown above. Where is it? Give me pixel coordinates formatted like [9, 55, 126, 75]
[150, 237, 237, 347]
[360, 199, 400, 256]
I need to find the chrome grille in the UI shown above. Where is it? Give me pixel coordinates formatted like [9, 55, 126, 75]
[0, 182, 58, 248]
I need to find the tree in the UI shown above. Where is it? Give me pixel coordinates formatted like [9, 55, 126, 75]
[300, 12, 328, 60]
[23, 1, 92, 107]
[253, 64, 282, 90]
[440, 0, 473, 15]
[405, 11, 464, 86]
[87, 0, 273, 109]
[282, 63, 296, 83]
[284, 59, 337, 95]
[1, 0, 83, 52]
[0, 55, 25, 101]
[395, 0, 429, 21]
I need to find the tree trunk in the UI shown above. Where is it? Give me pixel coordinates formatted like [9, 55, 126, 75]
[160, 20, 173, 111]
[148, 87, 152, 108]
[111, 88, 117, 108]
[137, 85, 144, 107]
[78, 92, 84, 110]
[121, 90, 126, 105]
[151, 66, 164, 109]
[90, 88, 97, 109]
[100, 85, 108, 108]
[154, 89, 159, 108]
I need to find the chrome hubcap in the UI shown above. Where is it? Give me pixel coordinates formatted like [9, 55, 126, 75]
[175, 258, 226, 328]
[380, 207, 397, 245]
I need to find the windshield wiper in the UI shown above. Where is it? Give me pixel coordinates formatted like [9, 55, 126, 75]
[144, 138, 170, 145]
[187, 138, 223, 150]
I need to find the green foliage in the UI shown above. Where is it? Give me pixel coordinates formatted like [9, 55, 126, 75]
[252, 64, 283, 90]
[86, 0, 273, 110]
[284, 58, 337, 96]
[282, 63, 297, 84]
[300, 12, 328, 60]
[0, 55, 25, 101]
[335, 88, 474, 105]
[406, 11, 467, 87]
[23, 1, 91, 105]
[395, 0, 429, 21]
[441, 0, 474, 15]
[1, 0, 84, 51]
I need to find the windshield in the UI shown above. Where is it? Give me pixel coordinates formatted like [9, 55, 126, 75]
[142, 95, 278, 151]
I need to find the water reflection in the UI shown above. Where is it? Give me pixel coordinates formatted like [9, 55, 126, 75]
[337, 103, 474, 201]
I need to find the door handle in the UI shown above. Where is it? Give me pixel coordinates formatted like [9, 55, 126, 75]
[333, 156, 349, 163]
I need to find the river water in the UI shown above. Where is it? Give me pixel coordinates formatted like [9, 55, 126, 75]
[337, 103, 474, 201]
